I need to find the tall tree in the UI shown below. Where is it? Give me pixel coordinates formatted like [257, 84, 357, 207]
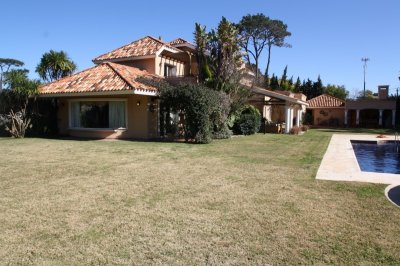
[195, 17, 242, 91]
[301, 79, 313, 99]
[357, 89, 374, 99]
[0, 58, 24, 91]
[288, 75, 294, 89]
[280, 65, 288, 87]
[237, 13, 270, 80]
[194, 23, 212, 83]
[312, 75, 324, 98]
[194, 17, 249, 118]
[269, 74, 280, 90]
[294, 76, 302, 93]
[265, 19, 291, 81]
[36, 50, 76, 82]
[325, 84, 349, 100]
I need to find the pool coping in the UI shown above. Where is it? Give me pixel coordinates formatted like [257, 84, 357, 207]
[316, 134, 400, 185]
[385, 184, 400, 208]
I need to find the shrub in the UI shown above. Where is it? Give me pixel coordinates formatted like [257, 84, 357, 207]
[233, 105, 261, 135]
[303, 112, 313, 125]
[160, 84, 231, 144]
[301, 125, 309, 132]
[289, 125, 301, 135]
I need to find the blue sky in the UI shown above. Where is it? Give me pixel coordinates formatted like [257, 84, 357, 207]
[2, 0, 400, 97]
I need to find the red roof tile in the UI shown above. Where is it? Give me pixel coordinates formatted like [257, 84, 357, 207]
[38, 62, 161, 95]
[169, 38, 190, 45]
[93, 36, 181, 63]
[307, 94, 345, 108]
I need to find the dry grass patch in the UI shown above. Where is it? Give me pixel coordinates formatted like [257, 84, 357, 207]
[0, 130, 399, 264]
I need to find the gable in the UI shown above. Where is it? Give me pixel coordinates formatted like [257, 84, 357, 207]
[93, 36, 182, 63]
[307, 94, 345, 108]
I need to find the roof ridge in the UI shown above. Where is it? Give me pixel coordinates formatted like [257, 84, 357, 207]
[106, 62, 135, 89]
[308, 93, 344, 102]
[146, 35, 167, 44]
[93, 36, 164, 63]
[169, 37, 186, 43]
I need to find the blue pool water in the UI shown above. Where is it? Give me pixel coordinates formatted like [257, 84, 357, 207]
[351, 140, 400, 174]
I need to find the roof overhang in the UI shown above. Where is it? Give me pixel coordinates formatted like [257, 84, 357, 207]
[38, 89, 157, 98]
[173, 43, 197, 51]
[93, 55, 156, 64]
[307, 106, 345, 109]
[251, 86, 309, 106]
[156, 46, 181, 56]
[159, 50, 191, 62]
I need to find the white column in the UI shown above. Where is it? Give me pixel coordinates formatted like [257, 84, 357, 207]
[356, 109, 360, 126]
[285, 105, 291, 133]
[296, 109, 301, 126]
[379, 109, 383, 126]
[289, 107, 294, 129]
[392, 109, 396, 127]
[344, 110, 348, 127]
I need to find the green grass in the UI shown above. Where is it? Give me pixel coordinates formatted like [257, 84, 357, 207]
[0, 129, 399, 264]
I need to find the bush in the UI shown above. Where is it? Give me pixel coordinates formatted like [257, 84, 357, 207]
[29, 99, 59, 136]
[233, 105, 261, 135]
[160, 84, 231, 144]
[301, 125, 309, 132]
[303, 112, 313, 125]
[290, 125, 301, 135]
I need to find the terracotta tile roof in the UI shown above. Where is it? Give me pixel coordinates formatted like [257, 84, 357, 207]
[38, 62, 161, 95]
[93, 36, 181, 63]
[107, 62, 162, 93]
[307, 94, 345, 108]
[169, 38, 190, 45]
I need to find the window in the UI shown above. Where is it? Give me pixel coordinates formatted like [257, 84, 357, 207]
[70, 100, 126, 129]
[164, 64, 177, 77]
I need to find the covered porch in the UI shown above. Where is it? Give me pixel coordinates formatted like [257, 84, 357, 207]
[345, 100, 396, 128]
[249, 87, 308, 133]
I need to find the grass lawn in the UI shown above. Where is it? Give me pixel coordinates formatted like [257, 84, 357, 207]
[0, 129, 399, 264]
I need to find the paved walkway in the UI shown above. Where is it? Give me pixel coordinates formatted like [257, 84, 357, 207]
[316, 134, 400, 184]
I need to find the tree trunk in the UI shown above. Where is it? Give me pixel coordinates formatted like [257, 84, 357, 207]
[265, 44, 272, 83]
[255, 60, 259, 80]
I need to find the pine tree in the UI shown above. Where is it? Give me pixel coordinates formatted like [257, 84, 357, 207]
[294, 76, 301, 93]
[280, 65, 288, 87]
[312, 75, 323, 98]
[270, 74, 280, 90]
[287, 75, 294, 91]
[302, 79, 313, 99]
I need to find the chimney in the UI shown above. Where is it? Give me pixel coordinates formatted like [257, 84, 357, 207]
[378, 85, 389, 100]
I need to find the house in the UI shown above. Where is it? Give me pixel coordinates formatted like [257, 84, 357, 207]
[306, 94, 345, 126]
[39, 36, 198, 139]
[306, 86, 396, 128]
[38, 35, 308, 139]
[345, 85, 396, 128]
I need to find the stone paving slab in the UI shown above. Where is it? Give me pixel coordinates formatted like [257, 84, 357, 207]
[316, 134, 400, 184]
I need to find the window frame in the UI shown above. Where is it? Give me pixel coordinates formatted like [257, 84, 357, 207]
[164, 64, 177, 77]
[68, 98, 128, 131]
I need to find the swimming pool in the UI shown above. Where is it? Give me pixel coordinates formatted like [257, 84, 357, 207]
[351, 140, 400, 174]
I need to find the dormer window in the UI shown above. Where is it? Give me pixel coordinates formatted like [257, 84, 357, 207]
[164, 64, 177, 77]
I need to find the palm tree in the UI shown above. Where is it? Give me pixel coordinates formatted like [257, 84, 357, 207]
[36, 50, 77, 82]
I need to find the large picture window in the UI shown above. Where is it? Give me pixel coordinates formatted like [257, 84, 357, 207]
[70, 100, 126, 129]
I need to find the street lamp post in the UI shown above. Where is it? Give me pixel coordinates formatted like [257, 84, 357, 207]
[361, 58, 369, 98]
